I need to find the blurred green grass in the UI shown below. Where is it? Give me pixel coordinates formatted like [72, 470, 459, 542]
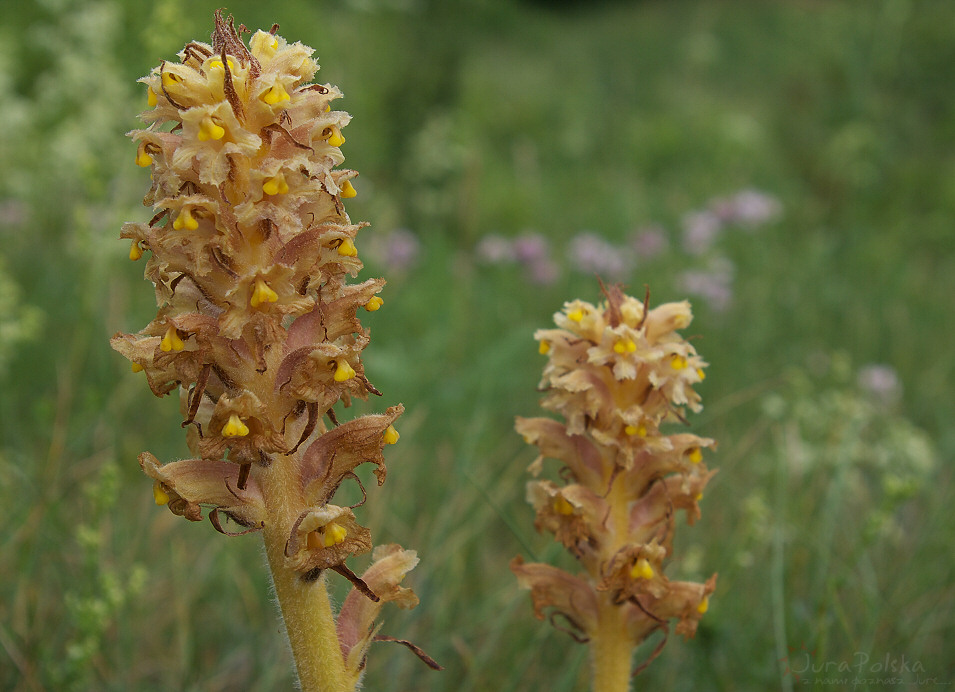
[1, 0, 953, 690]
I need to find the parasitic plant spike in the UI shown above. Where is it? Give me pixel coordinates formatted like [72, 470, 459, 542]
[512, 285, 718, 692]
[112, 12, 435, 690]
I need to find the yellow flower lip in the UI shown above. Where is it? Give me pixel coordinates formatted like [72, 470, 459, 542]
[327, 126, 345, 147]
[670, 354, 688, 370]
[630, 557, 654, 580]
[260, 83, 291, 105]
[323, 522, 348, 546]
[208, 56, 236, 72]
[129, 240, 144, 261]
[152, 480, 171, 506]
[552, 494, 575, 516]
[135, 147, 153, 168]
[697, 596, 710, 614]
[364, 296, 384, 312]
[308, 522, 348, 549]
[613, 337, 637, 354]
[686, 447, 703, 464]
[173, 206, 199, 231]
[624, 422, 648, 437]
[250, 277, 279, 308]
[221, 413, 250, 438]
[198, 114, 226, 142]
[160, 325, 185, 352]
[539, 340, 551, 355]
[383, 425, 400, 445]
[262, 171, 289, 196]
[161, 71, 183, 89]
[337, 237, 358, 257]
[333, 359, 356, 382]
[340, 180, 357, 198]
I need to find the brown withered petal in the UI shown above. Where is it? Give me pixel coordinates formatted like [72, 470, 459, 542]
[515, 417, 606, 489]
[661, 467, 719, 527]
[300, 405, 404, 504]
[638, 573, 717, 640]
[110, 332, 181, 396]
[336, 544, 422, 677]
[285, 278, 385, 351]
[619, 434, 716, 500]
[274, 336, 371, 411]
[139, 451, 266, 527]
[527, 480, 605, 559]
[511, 556, 599, 638]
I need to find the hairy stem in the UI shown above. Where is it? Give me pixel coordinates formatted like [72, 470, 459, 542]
[261, 457, 350, 692]
[590, 594, 633, 692]
[589, 470, 635, 692]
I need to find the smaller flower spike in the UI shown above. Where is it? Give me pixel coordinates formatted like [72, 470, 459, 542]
[512, 284, 718, 689]
[111, 12, 428, 692]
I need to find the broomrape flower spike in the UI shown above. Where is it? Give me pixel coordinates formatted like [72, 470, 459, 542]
[512, 283, 718, 692]
[110, 12, 438, 691]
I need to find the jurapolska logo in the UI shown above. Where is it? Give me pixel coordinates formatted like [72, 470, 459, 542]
[779, 646, 949, 687]
[779, 642, 816, 682]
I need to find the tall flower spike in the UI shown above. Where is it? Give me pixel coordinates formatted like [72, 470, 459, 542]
[512, 284, 718, 692]
[111, 12, 435, 691]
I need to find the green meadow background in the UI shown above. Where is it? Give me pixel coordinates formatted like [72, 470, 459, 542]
[1, 0, 952, 690]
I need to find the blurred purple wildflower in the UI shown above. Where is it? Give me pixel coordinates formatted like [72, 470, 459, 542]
[513, 232, 551, 265]
[567, 232, 634, 280]
[630, 225, 670, 261]
[515, 233, 559, 285]
[677, 257, 735, 312]
[0, 200, 27, 227]
[681, 210, 723, 255]
[365, 227, 421, 272]
[527, 257, 561, 285]
[711, 189, 782, 229]
[475, 234, 516, 264]
[857, 364, 902, 406]
[475, 232, 560, 285]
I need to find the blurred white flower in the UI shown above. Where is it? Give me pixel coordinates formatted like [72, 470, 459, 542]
[857, 363, 902, 406]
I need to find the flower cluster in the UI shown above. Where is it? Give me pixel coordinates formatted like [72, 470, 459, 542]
[512, 285, 717, 681]
[110, 13, 425, 685]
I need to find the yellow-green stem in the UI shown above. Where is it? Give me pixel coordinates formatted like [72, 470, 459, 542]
[589, 470, 635, 692]
[260, 457, 350, 692]
[591, 595, 634, 692]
